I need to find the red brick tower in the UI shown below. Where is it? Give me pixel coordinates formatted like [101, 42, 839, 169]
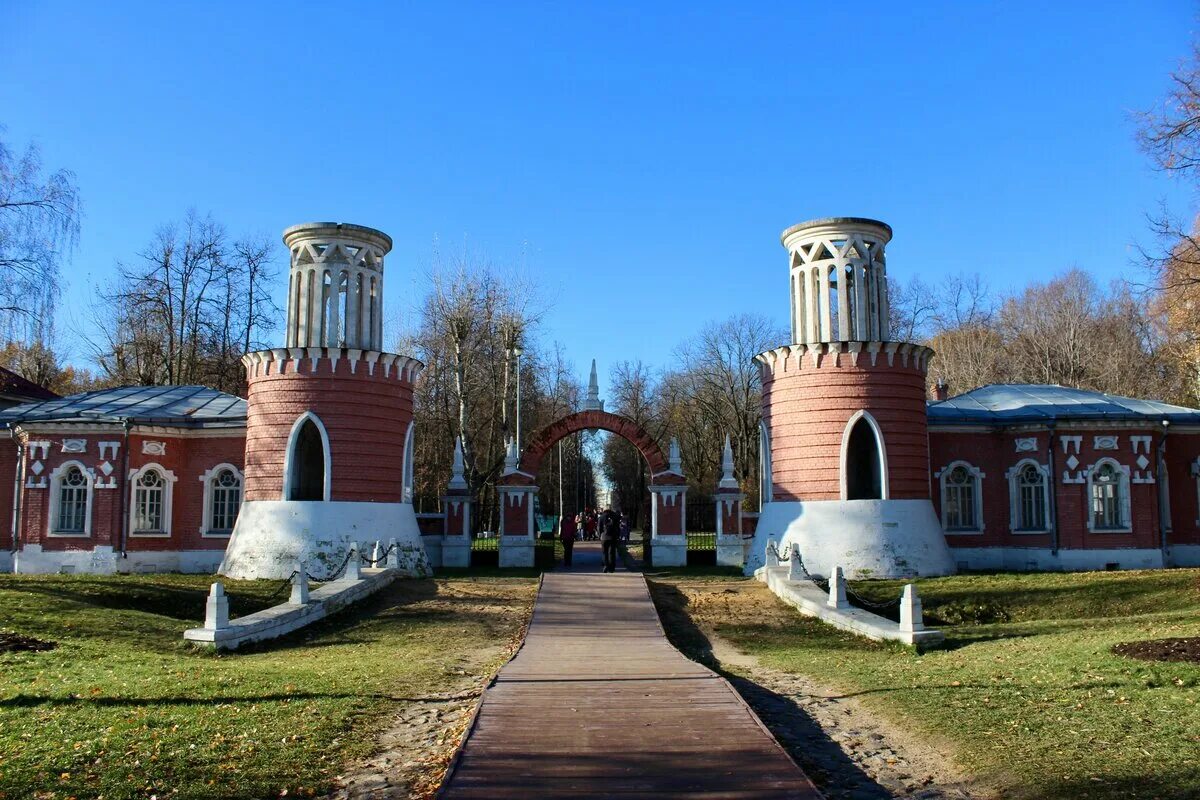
[220, 223, 431, 579]
[748, 218, 955, 578]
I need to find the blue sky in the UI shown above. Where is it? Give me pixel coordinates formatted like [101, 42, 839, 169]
[2, 1, 1196, 385]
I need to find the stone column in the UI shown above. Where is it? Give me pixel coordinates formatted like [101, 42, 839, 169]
[498, 485, 536, 567]
[441, 438, 472, 568]
[714, 435, 745, 567]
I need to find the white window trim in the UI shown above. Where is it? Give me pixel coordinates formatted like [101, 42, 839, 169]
[198, 463, 244, 537]
[1006, 458, 1052, 535]
[401, 421, 415, 504]
[839, 409, 890, 501]
[936, 460, 985, 533]
[1191, 457, 1200, 527]
[47, 460, 94, 537]
[759, 420, 773, 505]
[1086, 457, 1132, 534]
[282, 411, 332, 502]
[128, 462, 178, 537]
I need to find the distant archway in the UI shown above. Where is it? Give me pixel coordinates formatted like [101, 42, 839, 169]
[510, 409, 672, 486]
[840, 410, 888, 500]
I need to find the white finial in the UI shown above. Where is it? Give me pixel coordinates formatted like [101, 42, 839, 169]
[719, 435, 738, 489]
[502, 437, 519, 474]
[583, 359, 604, 411]
[669, 437, 683, 474]
[448, 437, 468, 489]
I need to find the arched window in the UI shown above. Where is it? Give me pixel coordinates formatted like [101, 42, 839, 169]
[285, 413, 330, 501]
[1007, 459, 1050, 533]
[200, 464, 244, 536]
[50, 462, 92, 536]
[1088, 459, 1131, 532]
[129, 463, 177, 536]
[759, 420, 773, 505]
[940, 462, 983, 531]
[841, 411, 888, 500]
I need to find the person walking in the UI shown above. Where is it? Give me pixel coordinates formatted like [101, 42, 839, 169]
[600, 507, 621, 573]
[619, 512, 630, 543]
[560, 515, 576, 568]
[584, 508, 597, 542]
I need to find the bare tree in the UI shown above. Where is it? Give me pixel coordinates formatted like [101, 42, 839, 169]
[0, 129, 81, 344]
[87, 212, 279, 394]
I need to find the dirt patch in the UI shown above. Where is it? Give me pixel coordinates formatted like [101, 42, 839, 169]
[326, 578, 536, 800]
[1113, 636, 1200, 663]
[651, 579, 995, 800]
[0, 630, 57, 653]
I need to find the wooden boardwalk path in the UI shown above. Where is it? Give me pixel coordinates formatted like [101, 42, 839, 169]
[439, 555, 821, 798]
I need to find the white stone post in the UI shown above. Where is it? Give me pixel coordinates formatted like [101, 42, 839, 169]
[343, 540, 362, 581]
[290, 565, 310, 605]
[765, 538, 779, 568]
[827, 566, 849, 609]
[788, 542, 803, 582]
[371, 540, 384, 567]
[205, 582, 230, 630]
[899, 584, 924, 632]
[386, 537, 399, 568]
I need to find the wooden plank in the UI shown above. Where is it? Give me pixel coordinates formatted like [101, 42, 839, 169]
[438, 572, 822, 799]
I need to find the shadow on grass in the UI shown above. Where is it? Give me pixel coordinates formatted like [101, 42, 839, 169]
[0, 688, 476, 708]
[0, 577, 276, 621]
[647, 581, 894, 798]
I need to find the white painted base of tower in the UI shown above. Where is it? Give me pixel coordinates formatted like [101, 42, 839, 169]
[745, 499, 956, 579]
[220, 500, 431, 580]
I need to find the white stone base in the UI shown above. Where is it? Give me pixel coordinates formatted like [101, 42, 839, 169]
[220, 500, 431, 580]
[1168, 544, 1200, 568]
[951, 546, 1167, 572]
[442, 535, 471, 568]
[0, 550, 11, 573]
[745, 499, 956, 579]
[716, 535, 745, 568]
[499, 536, 534, 568]
[756, 564, 943, 648]
[651, 534, 686, 567]
[9, 545, 224, 575]
[421, 535, 443, 568]
[185, 568, 397, 650]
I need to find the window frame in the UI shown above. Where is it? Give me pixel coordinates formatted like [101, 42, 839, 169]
[1086, 457, 1132, 534]
[128, 462, 177, 538]
[839, 409, 890, 501]
[1006, 458, 1051, 534]
[938, 460, 984, 533]
[198, 463, 244, 537]
[48, 460, 94, 538]
[282, 411, 332, 502]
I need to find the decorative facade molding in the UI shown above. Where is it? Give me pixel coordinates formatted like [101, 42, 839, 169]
[142, 441, 167, 456]
[60, 438, 87, 453]
[242, 347, 424, 384]
[1093, 435, 1119, 451]
[1014, 437, 1038, 453]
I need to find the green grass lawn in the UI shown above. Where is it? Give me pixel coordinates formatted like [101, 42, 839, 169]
[650, 568, 1200, 800]
[0, 572, 536, 800]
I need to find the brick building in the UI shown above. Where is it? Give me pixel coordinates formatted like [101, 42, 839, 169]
[0, 385, 245, 574]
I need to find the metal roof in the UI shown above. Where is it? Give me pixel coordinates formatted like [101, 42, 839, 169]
[0, 385, 247, 428]
[928, 384, 1200, 426]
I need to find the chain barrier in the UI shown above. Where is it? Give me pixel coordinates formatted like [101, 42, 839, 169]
[304, 547, 356, 583]
[360, 541, 399, 566]
[766, 542, 900, 611]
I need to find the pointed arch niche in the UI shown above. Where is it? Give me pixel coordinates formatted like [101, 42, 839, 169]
[840, 410, 889, 501]
[284, 412, 332, 501]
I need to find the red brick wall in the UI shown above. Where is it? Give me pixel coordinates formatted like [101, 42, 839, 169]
[1165, 433, 1200, 545]
[13, 431, 243, 553]
[244, 357, 415, 503]
[0, 444, 13, 550]
[931, 429, 1174, 552]
[762, 350, 930, 501]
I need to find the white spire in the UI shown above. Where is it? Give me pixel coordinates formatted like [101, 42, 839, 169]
[719, 435, 738, 489]
[448, 437, 468, 490]
[583, 358, 604, 411]
[669, 437, 683, 475]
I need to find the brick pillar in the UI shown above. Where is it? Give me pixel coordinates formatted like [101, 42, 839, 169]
[498, 485, 536, 568]
[649, 484, 687, 566]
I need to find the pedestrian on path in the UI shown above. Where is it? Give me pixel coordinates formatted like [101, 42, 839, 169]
[600, 507, 621, 573]
[560, 516, 576, 568]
